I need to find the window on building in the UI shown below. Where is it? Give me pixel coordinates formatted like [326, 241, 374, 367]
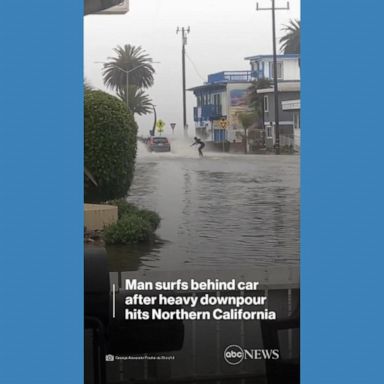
[213, 93, 221, 106]
[293, 112, 300, 130]
[264, 96, 269, 112]
[252, 62, 260, 72]
[268, 62, 283, 79]
[267, 126, 272, 138]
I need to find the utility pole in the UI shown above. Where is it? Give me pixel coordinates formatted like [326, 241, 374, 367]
[256, 1, 289, 154]
[151, 104, 157, 136]
[176, 26, 190, 137]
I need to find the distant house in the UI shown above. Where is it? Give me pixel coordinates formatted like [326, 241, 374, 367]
[245, 53, 301, 151]
[244, 54, 300, 82]
[188, 71, 253, 146]
[189, 54, 301, 151]
[257, 81, 300, 150]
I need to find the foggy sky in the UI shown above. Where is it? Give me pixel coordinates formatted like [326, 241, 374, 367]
[84, 0, 300, 136]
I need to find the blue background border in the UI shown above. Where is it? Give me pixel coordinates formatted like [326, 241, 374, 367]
[302, 0, 384, 383]
[0, 1, 83, 383]
[1, 0, 384, 383]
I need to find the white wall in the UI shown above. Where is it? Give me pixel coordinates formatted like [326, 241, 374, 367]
[283, 59, 300, 80]
[254, 58, 300, 81]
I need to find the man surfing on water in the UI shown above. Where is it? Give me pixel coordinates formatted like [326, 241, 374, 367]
[191, 137, 205, 157]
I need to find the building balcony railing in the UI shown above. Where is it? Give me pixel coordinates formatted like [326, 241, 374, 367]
[208, 71, 252, 84]
[193, 105, 222, 122]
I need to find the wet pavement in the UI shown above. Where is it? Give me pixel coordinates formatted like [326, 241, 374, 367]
[107, 141, 300, 272]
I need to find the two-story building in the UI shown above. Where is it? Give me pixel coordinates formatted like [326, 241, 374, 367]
[257, 81, 300, 150]
[245, 53, 301, 151]
[189, 55, 301, 151]
[189, 71, 253, 147]
[245, 54, 300, 82]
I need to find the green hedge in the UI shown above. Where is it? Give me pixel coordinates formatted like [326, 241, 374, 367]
[106, 198, 138, 219]
[104, 213, 153, 244]
[136, 208, 161, 231]
[84, 90, 138, 203]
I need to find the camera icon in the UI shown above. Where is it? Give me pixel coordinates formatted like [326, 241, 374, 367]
[105, 354, 115, 362]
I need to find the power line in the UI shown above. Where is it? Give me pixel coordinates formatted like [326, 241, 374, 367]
[185, 53, 205, 82]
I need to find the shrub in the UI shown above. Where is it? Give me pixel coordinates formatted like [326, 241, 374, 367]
[106, 198, 139, 219]
[137, 209, 161, 231]
[84, 89, 138, 203]
[105, 199, 161, 230]
[103, 200, 161, 244]
[104, 213, 153, 245]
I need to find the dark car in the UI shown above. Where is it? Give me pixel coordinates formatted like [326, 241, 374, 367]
[147, 137, 171, 152]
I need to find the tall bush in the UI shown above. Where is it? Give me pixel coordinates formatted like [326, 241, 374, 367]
[84, 90, 137, 202]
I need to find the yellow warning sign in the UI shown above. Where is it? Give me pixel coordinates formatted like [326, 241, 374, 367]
[156, 119, 165, 129]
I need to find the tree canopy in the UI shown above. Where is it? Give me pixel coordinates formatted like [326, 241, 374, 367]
[247, 78, 272, 128]
[116, 85, 153, 116]
[102, 44, 155, 90]
[102, 44, 155, 116]
[280, 19, 300, 54]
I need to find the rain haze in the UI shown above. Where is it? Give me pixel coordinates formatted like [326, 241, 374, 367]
[84, 3, 301, 380]
[84, 0, 300, 136]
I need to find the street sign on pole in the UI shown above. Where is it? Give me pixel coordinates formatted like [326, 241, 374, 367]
[219, 118, 228, 129]
[156, 119, 165, 135]
[218, 119, 228, 152]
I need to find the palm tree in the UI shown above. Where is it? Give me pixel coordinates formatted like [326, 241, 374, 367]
[247, 78, 272, 123]
[238, 111, 259, 154]
[244, 79, 272, 149]
[116, 85, 153, 116]
[280, 19, 300, 54]
[102, 44, 155, 91]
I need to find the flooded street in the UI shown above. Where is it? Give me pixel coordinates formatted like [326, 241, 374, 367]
[107, 140, 299, 272]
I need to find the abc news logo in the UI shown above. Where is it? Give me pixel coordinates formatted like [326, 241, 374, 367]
[224, 345, 279, 365]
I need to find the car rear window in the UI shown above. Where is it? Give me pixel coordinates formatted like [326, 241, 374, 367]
[153, 138, 168, 144]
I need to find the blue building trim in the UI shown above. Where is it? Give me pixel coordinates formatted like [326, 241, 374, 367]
[213, 129, 226, 142]
[208, 71, 252, 83]
[188, 83, 226, 93]
[244, 53, 300, 60]
[194, 105, 223, 122]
